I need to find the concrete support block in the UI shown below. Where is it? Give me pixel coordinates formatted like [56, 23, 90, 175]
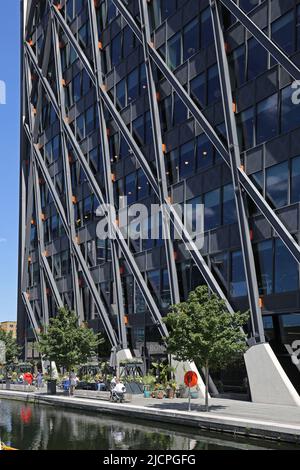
[116, 349, 133, 376]
[171, 358, 208, 399]
[244, 343, 300, 407]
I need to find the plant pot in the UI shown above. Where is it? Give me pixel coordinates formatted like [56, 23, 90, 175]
[179, 387, 189, 399]
[157, 391, 164, 399]
[166, 388, 175, 399]
[191, 391, 199, 399]
[144, 390, 151, 398]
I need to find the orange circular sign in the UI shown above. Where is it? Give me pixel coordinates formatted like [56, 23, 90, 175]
[184, 371, 198, 388]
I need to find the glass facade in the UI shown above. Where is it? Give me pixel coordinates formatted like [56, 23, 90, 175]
[19, 0, 300, 390]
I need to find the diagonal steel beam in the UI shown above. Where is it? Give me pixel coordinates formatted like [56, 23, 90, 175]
[50, 9, 84, 323]
[87, 0, 127, 348]
[219, 0, 300, 81]
[22, 291, 39, 342]
[23, 119, 119, 348]
[25, 34, 170, 338]
[50, 3, 235, 314]
[138, 0, 180, 305]
[112, 0, 300, 267]
[210, 0, 265, 342]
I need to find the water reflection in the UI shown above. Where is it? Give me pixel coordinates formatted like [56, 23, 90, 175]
[0, 399, 296, 450]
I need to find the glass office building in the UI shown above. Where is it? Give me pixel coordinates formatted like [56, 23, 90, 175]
[19, 0, 300, 392]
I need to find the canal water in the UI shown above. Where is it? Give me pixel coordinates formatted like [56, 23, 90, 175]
[0, 399, 298, 450]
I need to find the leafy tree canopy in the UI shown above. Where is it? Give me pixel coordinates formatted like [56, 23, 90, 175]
[0, 329, 21, 364]
[39, 307, 103, 371]
[164, 285, 249, 371]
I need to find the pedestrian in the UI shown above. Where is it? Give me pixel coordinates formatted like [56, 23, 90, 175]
[36, 371, 43, 390]
[69, 370, 78, 396]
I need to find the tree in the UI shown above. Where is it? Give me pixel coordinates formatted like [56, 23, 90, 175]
[0, 329, 21, 364]
[164, 286, 249, 411]
[39, 307, 103, 381]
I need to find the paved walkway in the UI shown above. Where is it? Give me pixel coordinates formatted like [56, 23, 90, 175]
[0, 389, 300, 444]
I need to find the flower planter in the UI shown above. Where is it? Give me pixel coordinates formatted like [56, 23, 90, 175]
[156, 391, 164, 399]
[144, 390, 151, 398]
[166, 388, 175, 399]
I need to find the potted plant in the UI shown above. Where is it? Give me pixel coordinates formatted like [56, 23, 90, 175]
[165, 380, 177, 399]
[143, 375, 156, 398]
[178, 384, 189, 398]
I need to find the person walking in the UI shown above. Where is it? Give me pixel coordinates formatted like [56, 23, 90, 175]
[69, 370, 78, 396]
[36, 371, 43, 390]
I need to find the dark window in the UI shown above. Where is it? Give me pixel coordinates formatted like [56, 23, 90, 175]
[161, 269, 171, 309]
[229, 45, 246, 88]
[201, 8, 214, 48]
[230, 250, 247, 298]
[183, 18, 199, 61]
[190, 73, 206, 108]
[271, 11, 294, 55]
[274, 239, 298, 293]
[254, 240, 273, 296]
[85, 106, 95, 135]
[73, 74, 81, 103]
[266, 162, 288, 208]
[204, 189, 221, 230]
[237, 107, 254, 150]
[166, 149, 179, 185]
[137, 168, 149, 200]
[127, 68, 139, 102]
[297, 5, 300, 50]
[223, 184, 236, 225]
[173, 94, 187, 125]
[161, 0, 176, 21]
[248, 171, 263, 215]
[197, 134, 213, 169]
[123, 26, 135, 57]
[133, 115, 145, 146]
[256, 94, 278, 144]
[291, 156, 300, 203]
[147, 270, 161, 307]
[207, 65, 221, 104]
[116, 79, 126, 109]
[247, 37, 268, 80]
[111, 33, 122, 67]
[125, 173, 136, 205]
[239, 0, 259, 12]
[180, 141, 194, 178]
[167, 33, 181, 71]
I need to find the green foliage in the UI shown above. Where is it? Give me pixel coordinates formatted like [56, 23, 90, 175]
[164, 285, 249, 371]
[0, 329, 21, 364]
[39, 306, 103, 372]
[151, 362, 176, 386]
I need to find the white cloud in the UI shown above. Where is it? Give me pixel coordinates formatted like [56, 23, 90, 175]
[0, 238, 7, 244]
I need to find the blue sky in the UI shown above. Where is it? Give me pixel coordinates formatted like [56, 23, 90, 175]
[0, 1, 20, 321]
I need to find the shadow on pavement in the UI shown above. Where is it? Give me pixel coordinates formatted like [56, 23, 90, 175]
[146, 402, 227, 413]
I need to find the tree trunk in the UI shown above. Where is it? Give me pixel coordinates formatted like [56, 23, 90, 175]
[205, 363, 209, 412]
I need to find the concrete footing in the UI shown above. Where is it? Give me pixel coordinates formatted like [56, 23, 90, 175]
[245, 343, 300, 407]
[116, 349, 133, 376]
[171, 359, 208, 399]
